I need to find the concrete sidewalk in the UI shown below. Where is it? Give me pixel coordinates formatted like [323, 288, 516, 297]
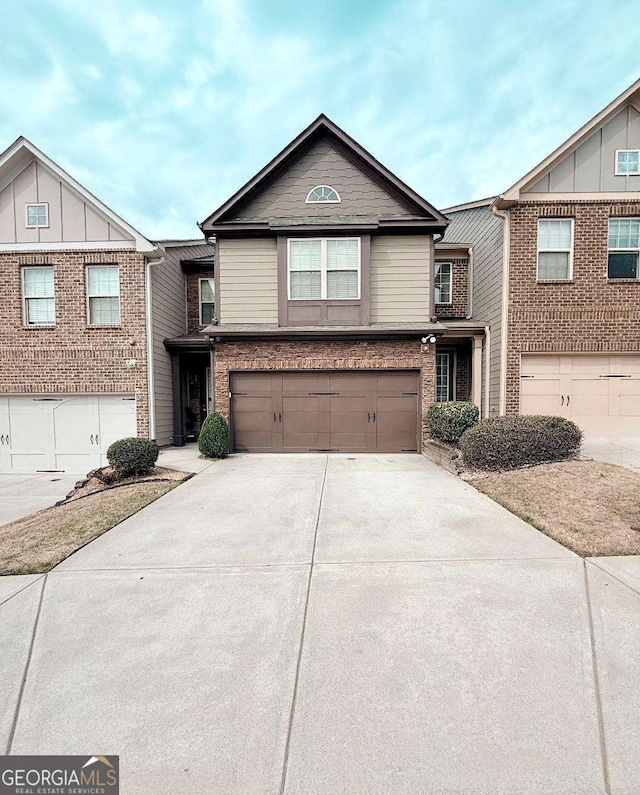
[1, 454, 638, 794]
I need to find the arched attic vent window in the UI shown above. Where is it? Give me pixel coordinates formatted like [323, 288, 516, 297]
[306, 185, 341, 203]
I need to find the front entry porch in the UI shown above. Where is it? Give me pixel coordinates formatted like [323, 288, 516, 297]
[435, 323, 487, 415]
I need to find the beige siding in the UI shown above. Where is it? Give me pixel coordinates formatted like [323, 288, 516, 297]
[370, 235, 431, 323]
[218, 238, 278, 323]
[526, 105, 640, 193]
[0, 158, 134, 244]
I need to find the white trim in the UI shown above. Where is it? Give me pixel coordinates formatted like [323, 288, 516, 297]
[198, 277, 216, 325]
[22, 265, 55, 327]
[502, 191, 640, 203]
[483, 325, 490, 418]
[614, 148, 640, 176]
[442, 197, 496, 213]
[0, 240, 137, 252]
[305, 185, 341, 204]
[607, 217, 640, 280]
[435, 351, 451, 402]
[0, 137, 157, 253]
[25, 202, 49, 229]
[86, 264, 121, 326]
[434, 261, 453, 305]
[536, 218, 574, 281]
[490, 204, 509, 416]
[145, 255, 163, 441]
[287, 237, 361, 300]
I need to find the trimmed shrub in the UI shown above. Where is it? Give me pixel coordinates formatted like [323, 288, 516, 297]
[107, 437, 159, 478]
[198, 412, 231, 459]
[459, 415, 582, 471]
[425, 401, 480, 444]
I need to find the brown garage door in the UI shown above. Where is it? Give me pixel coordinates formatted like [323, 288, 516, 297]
[231, 371, 419, 453]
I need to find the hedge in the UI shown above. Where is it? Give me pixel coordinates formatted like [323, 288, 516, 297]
[107, 437, 159, 478]
[425, 401, 479, 444]
[198, 412, 231, 459]
[459, 415, 582, 471]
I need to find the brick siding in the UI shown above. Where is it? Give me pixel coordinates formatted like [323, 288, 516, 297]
[506, 200, 640, 415]
[0, 249, 149, 436]
[211, 339, 436, 451]
[186, 270, 215, 332]
[435, 258, 468, 318]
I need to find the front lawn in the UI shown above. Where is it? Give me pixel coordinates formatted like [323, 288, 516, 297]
[472, 459, 640, 557]
[0, 481, 177, 575]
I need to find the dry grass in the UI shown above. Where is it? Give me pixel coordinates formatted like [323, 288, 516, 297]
[0, 481, 175, 575]
[473, 459, 640, 557]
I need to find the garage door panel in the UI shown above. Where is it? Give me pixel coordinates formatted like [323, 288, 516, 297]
[327, 373, 369, 393]
[375, 372, 420, 393]
[283, 396, 321, 413]
[281, 374, 321, 393]
[233, 373, 275, 394]
[52, 398, 96, 472]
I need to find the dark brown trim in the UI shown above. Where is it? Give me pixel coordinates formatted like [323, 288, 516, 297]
[360, 234, 371, 326]
[200, 115, 450, 230]
[277, 235, 287, 326]
[164, 335, 208, 352]
[207, 326, 444, 343]
[171, 354, 185, 446]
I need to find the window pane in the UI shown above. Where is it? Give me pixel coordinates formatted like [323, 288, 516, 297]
[538, 251, 570, 279]
[201, 302, 216, 324]
[307, 186, 340, 202]
[89, 296, 120, 324]
[290, 271, 321, 299]
[27, 298, 55, 324]
[200, 279, 215, 302]
[538, 219, 572, 250]
[436, 353, 450, 402]
[327, 270, 358, 299]
[608, 252, 638, 279]
[608, 218, 640, 248]
[326, 239, 358, 270]
[289, 240, 321, 270]
[88, 266, 119, 296]
[434, 263, 452, 303]
[24, 267, 53, 297]
[618, 151, 639, 173]
[27, 204, 47, 226]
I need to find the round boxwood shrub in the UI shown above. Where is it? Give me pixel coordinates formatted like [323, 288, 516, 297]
[106, 437, 159, 478]
[198, 412, 231, 459]
[459, 415, 582, 471]
[425, 401, 480, 444]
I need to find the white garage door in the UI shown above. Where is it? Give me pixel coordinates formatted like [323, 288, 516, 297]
[0, 395, 137, 473]
[521, 355, 640, 438]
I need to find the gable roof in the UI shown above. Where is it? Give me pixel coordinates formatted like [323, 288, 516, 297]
[0, 136, 158, 253]
[200, 114, 449, 232]
[495, 77, 640, 208]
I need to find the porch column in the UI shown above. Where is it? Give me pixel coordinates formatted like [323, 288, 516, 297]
[472, 336, 483, 411]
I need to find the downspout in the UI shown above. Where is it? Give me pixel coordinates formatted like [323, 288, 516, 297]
[466, 244, 474, 319]
[145, 252, 165, 441]
[484, 324, 490, 418]
[490, 202, 509, 416]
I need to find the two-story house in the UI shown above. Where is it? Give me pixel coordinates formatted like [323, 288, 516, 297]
[165, 116, 490, 453]
[0, 137, 164, 473]
[492, 78, 640, 439]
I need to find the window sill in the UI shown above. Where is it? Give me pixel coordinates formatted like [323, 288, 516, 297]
[86, 324, 122, 329]
[435, 302, 453, 306]
[536, 279, 574, 284]
[606, 278, 640, 284]
[23, 324, 56, 330]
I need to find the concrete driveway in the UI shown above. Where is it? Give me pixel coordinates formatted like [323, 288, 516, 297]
[0, 473, 78, 526]
[2, 454, 639, 794]
[582, 436, 640, 473]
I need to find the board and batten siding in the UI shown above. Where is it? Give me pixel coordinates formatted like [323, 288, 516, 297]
[526, 105, 640, 193]
[0, 159, 133, 245]
[443, 206, 504, 416]
[369, 235, 431, 323]
[218, 237, 278, 323]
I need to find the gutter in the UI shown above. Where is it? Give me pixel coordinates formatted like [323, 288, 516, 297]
[145, 250, 165, 440]
[490, 200, 509, 416]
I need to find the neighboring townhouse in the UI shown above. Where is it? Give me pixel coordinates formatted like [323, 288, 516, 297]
[165, 115, 492, 453]
[0, 137, 163, 473]
[494, 78, 640, 439]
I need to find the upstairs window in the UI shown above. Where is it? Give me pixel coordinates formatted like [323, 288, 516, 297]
[615, 149, 640, 175]
[537, 219, 573, 280]
[306, 185, 341, 203]
[23, 266, 55, 325]
[434, 262, 452, 304]
[288, 238, 360, 300]
[25, 203, 49, 228]
[87, 265, 120, 325]
[199, 278, 216, 324]
[608, 218, 640, 279]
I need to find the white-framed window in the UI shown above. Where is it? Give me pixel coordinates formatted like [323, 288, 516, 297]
[305, 185, 341, 203]
[615, 149, 640, 175]
[22, 266, 55, 325]
[288, 237, 360, 300]
[86, 265, 120, 325]
[434, 262, 452, 304]
[25, 202, 49, 228]
[537, 219, 573, 280]
[436, 352, 451, 402]
[199, 277, 216, 324]
[608, 218, 640, 279]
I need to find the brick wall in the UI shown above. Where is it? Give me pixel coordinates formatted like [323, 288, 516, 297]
[435, 258, 468, 318]
[506, 200, 640, 415]
[186, 271, 215, 332]
[0, 249, 149, 436]
[211, 339, 436, 451]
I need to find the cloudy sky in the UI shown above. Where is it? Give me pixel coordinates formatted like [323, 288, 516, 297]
[1, 0, 638, 239]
